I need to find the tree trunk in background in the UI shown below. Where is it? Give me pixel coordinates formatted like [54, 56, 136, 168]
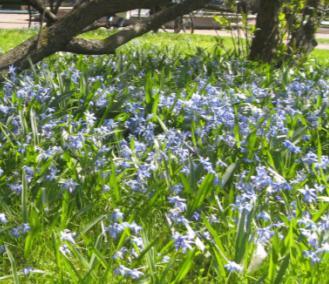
[288, 0, 321, 55]
[249, 0, 282, 62]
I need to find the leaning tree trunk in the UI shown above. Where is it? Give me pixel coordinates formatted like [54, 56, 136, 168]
[0, 0, 163, 74]
[288, 0, 321, 56]
[249, 0, 282, 62]
[0, 0, 210, 80]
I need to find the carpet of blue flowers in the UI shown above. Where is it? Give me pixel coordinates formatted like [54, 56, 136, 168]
[0, 48, 329, 282]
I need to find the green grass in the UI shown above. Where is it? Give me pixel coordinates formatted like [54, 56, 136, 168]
[0, 29, 328, 63]
[0, 29, 232, 53]
[0, 29, 36, 52]
[317, 37, 329, 44]
[310, 49, 329, 62]
[0, 28, 329, 283]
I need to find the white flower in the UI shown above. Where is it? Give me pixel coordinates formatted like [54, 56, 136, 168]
[85, 110, 96, 126]
[317, 243, 329, 253]
[60, 229, 76, 244]
[0, 213, 7, 224]
[248, 243, 268, 272]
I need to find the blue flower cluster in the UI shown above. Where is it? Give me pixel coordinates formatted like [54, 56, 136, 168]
[0, 50, 328, 280]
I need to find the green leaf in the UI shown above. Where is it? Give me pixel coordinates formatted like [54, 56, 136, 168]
[30, 108, 39, 145]
[173, 250, 195, 283]
[234, 209, 252, 263]
[80, 214, 106, 235]
[274, 254, 290, 284]
[21, 171, 28, 223]
[5, 246, 20, 284]
[222, 162, 238, 188]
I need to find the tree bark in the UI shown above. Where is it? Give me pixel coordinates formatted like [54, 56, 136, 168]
[23, 0, 58, 23]
[0, 0, 211, 78]
[63, 1, 209, 55]
[249, 0, 282, 62]
[0, 0, 176, 75]
[288, 0, 321, 55]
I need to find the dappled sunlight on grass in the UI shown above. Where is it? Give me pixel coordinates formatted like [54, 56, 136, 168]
[0, 29, 328, 64]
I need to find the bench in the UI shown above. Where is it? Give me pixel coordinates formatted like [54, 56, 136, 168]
[0, 0, 40, 27]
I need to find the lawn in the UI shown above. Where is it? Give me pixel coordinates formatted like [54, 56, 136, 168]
[1, 29, 329, 63]
[0, 29, 329, 283]
[317, 37, 329, 44]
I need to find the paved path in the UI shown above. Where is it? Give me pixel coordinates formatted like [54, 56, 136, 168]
[0, 14, 36, 28]
[168, 29, 329, 50]
[1, 14, 329, 50]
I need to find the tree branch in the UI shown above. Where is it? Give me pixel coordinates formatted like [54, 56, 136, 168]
[204, 3, 235, 13]
[0, 0, 173, 74]
[53, 0, 64, 15]
[63, 0, 211, 55]
[23, 0, 58, 23]
[81, 20, 112, 33]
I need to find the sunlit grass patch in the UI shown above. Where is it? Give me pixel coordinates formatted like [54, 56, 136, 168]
[0, 28, 329, 283]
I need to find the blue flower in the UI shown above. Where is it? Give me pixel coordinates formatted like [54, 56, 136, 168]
[251, 166, 272, 190]
[171, 184, 183, 194]
[114, 265, 144, 279]
[111, 209, 124, 222]
[60, 229, 76, 244]
[224, 261, 243, 273]
[131, 236, 144, 249]
[128, 222, 142, 234]
[199, 157, 216, 174]
[22, 223, 31, 233]
[59, 244, 71, 256]
[192, 212, 200, 221]
[299, 185, 317, 203]
[302, 152, 318, 165]
[46, 166, 58, 181]
[172, 232, 193, 253]
[113, 247, 128, 260]
[8, 65, 16, 75]
[283, 140, 301, 154]
[106, 223, 125, 239]
[256, 211, 271, 221]
[0, 105, 10, 114]
[61, 179, 79, 193]
[256, 226, 274, 244]
[85, 111, 96, 126]
[304, 250, 320, 264]
[22, 267, 33, 276]
[11, 223, 30, 238]
[9, 183, 22, 194]
[67, 134, 84, 150]
[168, 196, 187, 212]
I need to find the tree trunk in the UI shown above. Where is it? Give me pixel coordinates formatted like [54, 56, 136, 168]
[249, 0, 282, 62]
[288, 0, 321, 55]
[0, 0, 210, 79]
[0, 0, 170, 74]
